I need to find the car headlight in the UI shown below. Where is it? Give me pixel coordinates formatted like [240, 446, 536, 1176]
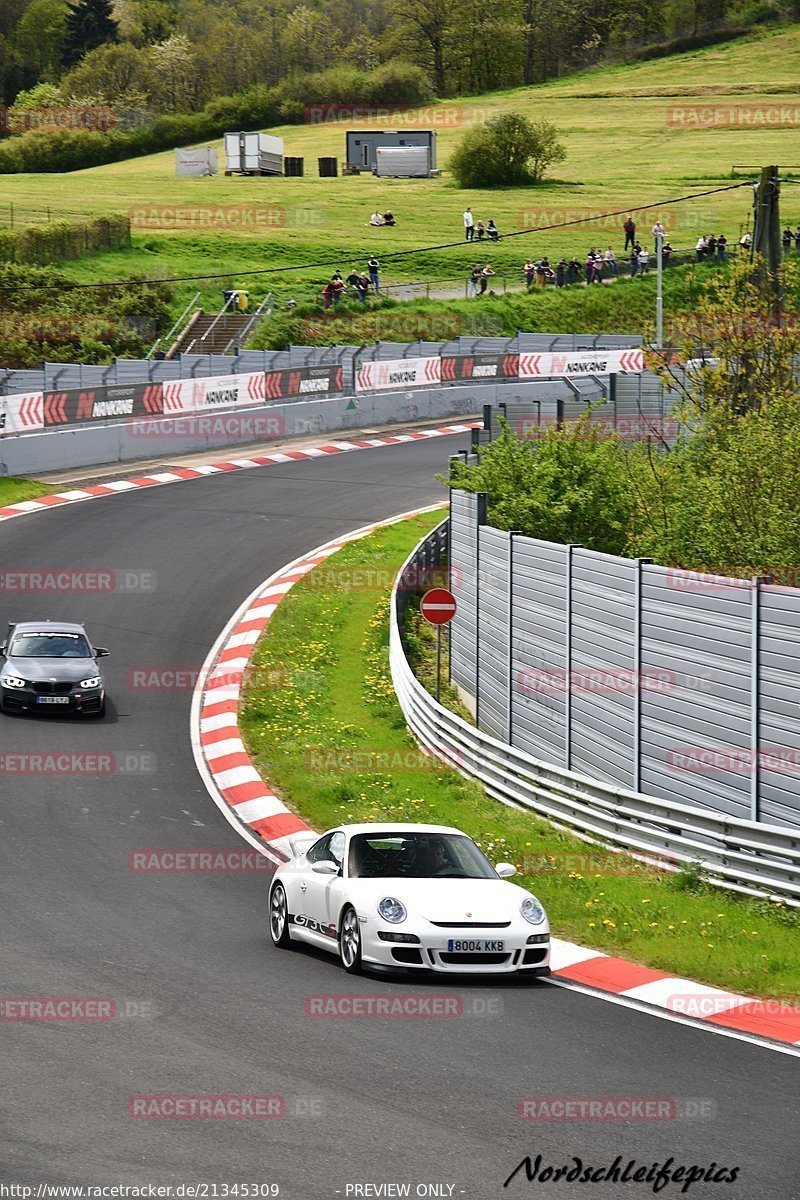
[377, 897, 407, 924]
[1, 675, 26, 689]
[521, 897, 546, 925]
[80, 676, 102, 689]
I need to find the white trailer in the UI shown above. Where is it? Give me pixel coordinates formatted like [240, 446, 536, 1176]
[175, 147, 218, 177]
[224, 132, 284, 176]
[375, 145, 431, 178]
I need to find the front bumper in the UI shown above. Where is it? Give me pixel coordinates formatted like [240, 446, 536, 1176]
[360, 920, 550, 974]
[0, 684, 104, 714]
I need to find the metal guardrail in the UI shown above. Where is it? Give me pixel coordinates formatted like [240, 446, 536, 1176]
[390, 521, 800, 904]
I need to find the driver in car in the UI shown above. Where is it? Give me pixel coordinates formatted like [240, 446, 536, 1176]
[415, 838, 452, 876]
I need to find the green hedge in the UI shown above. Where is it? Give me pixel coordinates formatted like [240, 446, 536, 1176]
[0, 214, 131, 263]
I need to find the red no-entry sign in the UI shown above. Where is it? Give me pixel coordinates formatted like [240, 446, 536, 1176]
[420, 587, 457, 625]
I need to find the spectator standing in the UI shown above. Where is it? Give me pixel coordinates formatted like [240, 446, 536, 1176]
[367, 256, 380, 292]
[464, 208, 475, 240]
[603, 246, 617, 276]
[346, 266, 360, 294]
[556, 258, 567, 287]
[794, 225, 800, 250]
[662, 240, 673, 265]
[568, 255, 582, 284]
[638, 246, 650, 274]
[696, 235, 708, 260]
[523, 259, 536, 288]
[716, 234, 727, 261]
[782, 226, 793, 251]
[624, 215, 636, 250]
[487, 219, 499, 241]
[469, 264, 483, 297]
[355, 273, 370, 302]
[707, 234, 717, 258]
[652, 220, 666, 247]
[480, 263, 495, 293]
[321, 280, 335, 309]
[535, 258, 548, 288]
[332, 276, 345, 305]
[629, 248, 639, 277]
[739, 230, 752, 249]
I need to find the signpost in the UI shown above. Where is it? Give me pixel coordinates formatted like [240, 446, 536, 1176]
[420, 587, 457, 702]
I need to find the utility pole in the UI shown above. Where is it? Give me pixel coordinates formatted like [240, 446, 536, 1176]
[655, 229, 664, 350]
[750, 164, 782, 303]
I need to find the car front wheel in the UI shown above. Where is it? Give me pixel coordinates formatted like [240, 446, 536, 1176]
[339, 906, 362, 974]
[269, 884, 292, 948]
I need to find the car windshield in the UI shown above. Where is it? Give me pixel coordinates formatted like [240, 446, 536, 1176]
[348, 832, 497, 880]
[9, 633, 92, 659]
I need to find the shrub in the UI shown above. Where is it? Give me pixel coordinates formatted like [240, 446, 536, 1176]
[449, 113, 565, 188]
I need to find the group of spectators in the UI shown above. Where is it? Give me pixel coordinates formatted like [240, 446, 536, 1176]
[369, 209, 396, 226]
[782, 226, 800, 250]
[463, 209, 500, 241]
[322, 258, 381, 307]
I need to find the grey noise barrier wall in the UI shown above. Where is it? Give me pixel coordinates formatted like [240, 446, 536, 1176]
[449, 489, 800, 829]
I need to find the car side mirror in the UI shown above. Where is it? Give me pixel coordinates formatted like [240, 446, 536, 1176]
[95, 648, 110, 657]
[311, 860, 340, 875]
[495, 862, 517, 879]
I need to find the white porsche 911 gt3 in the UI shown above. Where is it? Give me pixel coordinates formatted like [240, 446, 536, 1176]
[268, 823, 550, 975]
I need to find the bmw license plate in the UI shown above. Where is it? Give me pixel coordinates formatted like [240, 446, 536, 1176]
[447, 939, 505, 952]
[37, 696, 70, 704]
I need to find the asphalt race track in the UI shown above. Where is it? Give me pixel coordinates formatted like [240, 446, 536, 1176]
[1, 436, 798, 1198]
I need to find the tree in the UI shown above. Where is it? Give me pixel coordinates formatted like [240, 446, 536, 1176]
[62, 0, 117, 69]
[389, 0, 456, 94]
[449, 112, 565, 187]
[61, 43, 150, 104]
[11, 0, 69, 80]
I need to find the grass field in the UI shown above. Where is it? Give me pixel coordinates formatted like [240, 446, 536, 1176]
[238, 514, 800, 999]
[2, 24, 800, 319]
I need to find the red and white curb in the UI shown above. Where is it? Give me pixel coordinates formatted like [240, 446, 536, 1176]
[0, 422, 479, 525]
[190, 516, 800, 1056]
[190, 505, 446, 864]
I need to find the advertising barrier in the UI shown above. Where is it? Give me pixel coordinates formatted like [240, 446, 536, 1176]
[519, 348, 644, 378]
[1, 391, 43, 434]
[356, 357, 441, 393]
[0, 345, 644, 437]
[42, 383, 163, 427]
[441, 353, 519, 382]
